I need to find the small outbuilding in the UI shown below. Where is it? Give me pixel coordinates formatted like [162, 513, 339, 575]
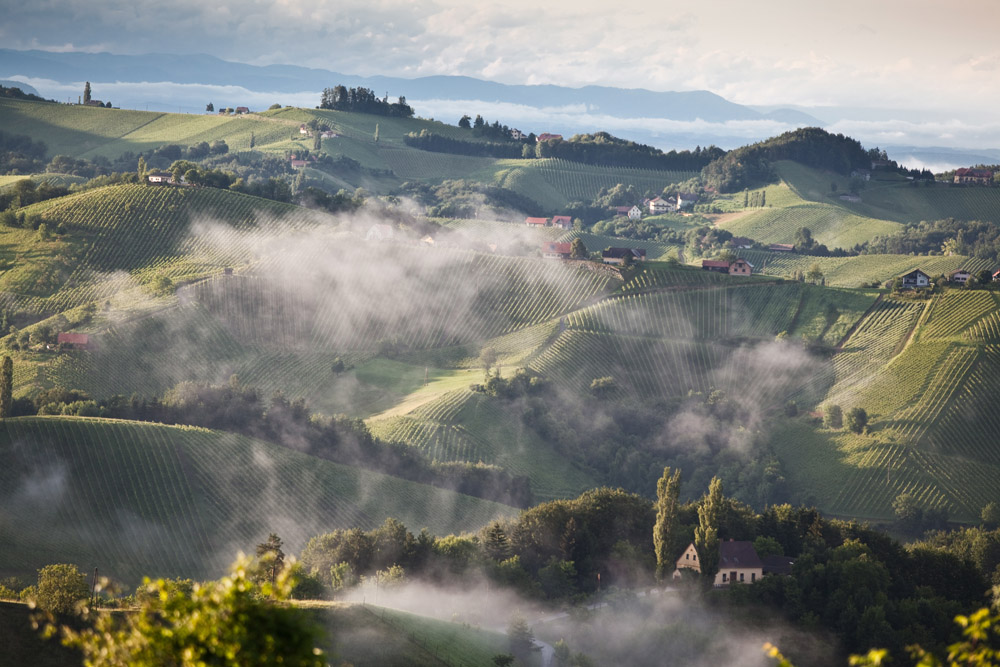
[601, 247, 646, 265]
[57, 332, 91, 350]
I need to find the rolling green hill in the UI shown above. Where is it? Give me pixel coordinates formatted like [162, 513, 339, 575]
[0, 417, 514, 584]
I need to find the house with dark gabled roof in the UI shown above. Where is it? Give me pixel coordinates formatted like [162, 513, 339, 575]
[714, 539, 763, 586]
[702, 259, 731, 273]
[601, 247, 646, 265]
[900, 269, 931, 289]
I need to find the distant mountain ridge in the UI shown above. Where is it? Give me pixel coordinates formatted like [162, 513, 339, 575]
[0, 48, 819, 125]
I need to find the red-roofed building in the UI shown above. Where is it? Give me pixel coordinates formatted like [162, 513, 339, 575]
[541, 242, 572, 259]
[235, 106, 250, 114]
[525, 217, 549, 227]
[57, 332, 91, 350]
[769, 243, 795, 252]
[537, 133, 562, 142]
[729, 258, 753, 275]
[954, 168, 993, 185]
[551, 215, 573, 230]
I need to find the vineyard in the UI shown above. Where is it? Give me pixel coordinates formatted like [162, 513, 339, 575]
[369, 388, 600, 501]
[566, 283, 805, 340]
[379, 147, 497, 181]
[8, 184, 328, 314]
[720, 202, 902, 250]
[919, 290, 999, 340]
[733, 249, 992, 288]
[0, 416, 513, 584]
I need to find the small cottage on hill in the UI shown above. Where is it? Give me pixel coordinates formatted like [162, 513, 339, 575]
[551, 215, 573, 230]
[525, 217, 549, 227]
[673, 543, 701, 579]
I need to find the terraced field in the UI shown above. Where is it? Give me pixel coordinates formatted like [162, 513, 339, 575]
[722, 203, 902, 250]
[0, 417, 513, 584]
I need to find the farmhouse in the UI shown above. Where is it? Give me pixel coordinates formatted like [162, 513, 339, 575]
[551, 215, 573, 230]
[541, 242, 573, 259]
[714, 539, 763, 586]
[948, 269, 973, 284]
[728, 258, 753, 275]
[900, 269, 931, 288]
[525, 217, 549, 227]
[537, 133, 562, 142]
[954, 168, 993, 185]
[648, 196, 672, 214]
[601, 247, 647, 265]
[729, 237, 754, 249]
[146, 171, 172, 184]
[702, 259, 732, 273]
[673, 543, 701, 579]
[365, 224, 394, 241]
[57, 332, 91, 350]
[235, 106, 250, 114]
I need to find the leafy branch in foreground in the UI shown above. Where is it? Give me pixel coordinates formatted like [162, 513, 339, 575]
[40, 555, 326, 667]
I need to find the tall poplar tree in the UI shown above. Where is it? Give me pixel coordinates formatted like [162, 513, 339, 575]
[693, 476, 724, 580]
[0, 355, 13, 418]
[653, 466, 681, 581]
[83, 81, 91, 104]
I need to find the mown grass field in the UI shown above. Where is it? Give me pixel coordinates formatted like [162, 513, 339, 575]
[0, 417, 514, 584]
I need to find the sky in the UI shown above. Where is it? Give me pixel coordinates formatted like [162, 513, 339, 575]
[2, 0, 998, 111]
[3, 0, 1000, 159]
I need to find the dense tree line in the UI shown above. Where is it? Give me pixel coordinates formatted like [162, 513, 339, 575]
[0, 130, 49, 174]
[537, 132, 724, 170]
[403, 130, 525, 158]
[399, 179, 543, 217]
[701, 128, 869, 192]
[863, 218, 1000, 264]
[319, 86, 414, 117]
[0, 84, 54, 103]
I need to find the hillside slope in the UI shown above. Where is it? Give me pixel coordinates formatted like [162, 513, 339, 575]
[0, 417, 514, 584]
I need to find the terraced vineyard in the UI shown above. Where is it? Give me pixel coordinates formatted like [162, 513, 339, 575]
[379, 147, 497, 180]
[721, 203, 901, 249]
[925, 345, 1000, 465]
[0, 417, 513, 584]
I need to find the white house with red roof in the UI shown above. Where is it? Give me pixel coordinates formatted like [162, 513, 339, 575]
[551, 215, 573, 230]
[541, 242, 573, 259]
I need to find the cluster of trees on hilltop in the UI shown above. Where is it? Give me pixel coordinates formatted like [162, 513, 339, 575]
[537, 132, 725, 171]
[701, 128, 869, 192]
[459, 113, 534, 143]
[399, 178, 543, 218]
[319, 85, 414, 117]
[0, 84, 54, 103]
[404, 130, 526, 158]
